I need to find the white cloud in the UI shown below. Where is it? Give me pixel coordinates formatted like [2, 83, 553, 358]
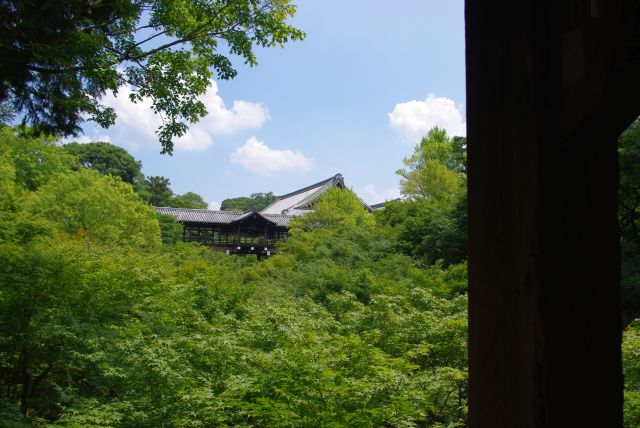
[389, 93, 466, 143]
[61, 133, 111, 145]
[208, 201, 221, 211]
[230, 137, 313, 175]
[99, 81, 268, 151]
[203, 92, 269, 134]
[172, 127, 214, 151]
[357, 183, 401, 204]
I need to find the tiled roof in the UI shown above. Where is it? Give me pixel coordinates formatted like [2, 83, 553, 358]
[231, 211, 267, 223]
[229, 211, 290, 226]
[155, 207, 295, 227]
[155, 207, 242, 223]
[276, 174, 344, 200]
[369, 198, 402, 210]
[156, 173, 371, 226]
[260, 186, 325, 215]
[262, 213, 294, 227]
[261, 174, 346, 215]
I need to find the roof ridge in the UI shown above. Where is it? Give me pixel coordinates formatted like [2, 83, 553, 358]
[155, 206, 245, 214]
[230, 210, 277, 225]
[273, 173, 343, 201]
[291, 183, 333, 210]
[262, 213, 296, 218]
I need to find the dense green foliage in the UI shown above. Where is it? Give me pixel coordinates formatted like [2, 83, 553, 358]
[620, 120, 640, 325]
[143, 175, 174, 207]
[620, 119, 640, 427]
[61, 141, 209, 210]
[396, 128, 466, 201]
[171, 191, 208, 209]
[156, 212, 184, 244]
[221, 192, 277, 212]
[0, 129, 468, 426]
[28, 169, 161, 249]
[624, 321, 640, 427]
[62, 142, 143, 186]
[141, 175, 209, 209]
[378, 128, 467, 267]
[1, 0, 305, 153]
[2, 123, 640, 426]
[0, 128, 77, 192]
[378, 195, 466, 267]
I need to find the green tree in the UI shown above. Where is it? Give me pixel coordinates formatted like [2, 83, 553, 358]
[171, 191, 208, 209]
[290, 187, 374, 232]
[144, 175, 174, 207]
[0, 127, 78, 191]
[620, 118, 640, 324]
[62, 142, 209, 208]
[156, 212, 184, 244]
[221, 192, 276, 211]
[397, 127, 466, 200]
[624, 320, 640, 427]
[249, 192, 278, 211]
[26, 169, 161, 249]
[1, 0, 304, 154]
[0, 239, 94, 421]
[378, 193, 467, 267]
[379, 127, 467, 266]
[220, 196, 252, 211]
[0, 152, 17, 242]
[62, 141, 143, 185]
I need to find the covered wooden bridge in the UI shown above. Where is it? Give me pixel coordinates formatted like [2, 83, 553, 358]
[156, 173, 372, 256]
[155, 207, 293, 256]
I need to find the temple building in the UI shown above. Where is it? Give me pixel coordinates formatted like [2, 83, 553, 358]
[156, 174, 373, 256]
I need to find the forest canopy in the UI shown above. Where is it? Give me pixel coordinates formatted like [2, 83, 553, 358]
[220, 192, 277, 212]
[0, 124, 639, 426]
[0, 127, 469, 426]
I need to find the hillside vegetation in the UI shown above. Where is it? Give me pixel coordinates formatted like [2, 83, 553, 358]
[0, 125, 639, 427]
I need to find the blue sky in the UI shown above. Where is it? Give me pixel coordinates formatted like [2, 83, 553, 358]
[78, 0, 466, 209]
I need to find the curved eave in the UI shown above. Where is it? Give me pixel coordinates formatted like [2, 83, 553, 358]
[229, 210, 278, 226]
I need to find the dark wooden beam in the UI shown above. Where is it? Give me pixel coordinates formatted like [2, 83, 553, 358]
[466, 0, 640, 425]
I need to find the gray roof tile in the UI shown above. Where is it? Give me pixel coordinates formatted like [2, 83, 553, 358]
[156, 173, 369, 227]
[155, 207, 294, 227]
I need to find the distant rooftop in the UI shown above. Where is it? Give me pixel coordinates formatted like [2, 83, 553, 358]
[156, 173, 375, 226]
[156, 207, 293, 227]
[260, 174, 346, 215]
[369, 198, 402, 210]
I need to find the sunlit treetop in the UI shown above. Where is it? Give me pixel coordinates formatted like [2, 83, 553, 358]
[396, 127, 466, 200]
[0, 0, 305, 154]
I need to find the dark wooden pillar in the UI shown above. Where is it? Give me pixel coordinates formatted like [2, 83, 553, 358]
[466, 0, 640, 425]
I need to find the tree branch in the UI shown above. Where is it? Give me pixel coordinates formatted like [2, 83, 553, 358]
[134, 30, 170, 48]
